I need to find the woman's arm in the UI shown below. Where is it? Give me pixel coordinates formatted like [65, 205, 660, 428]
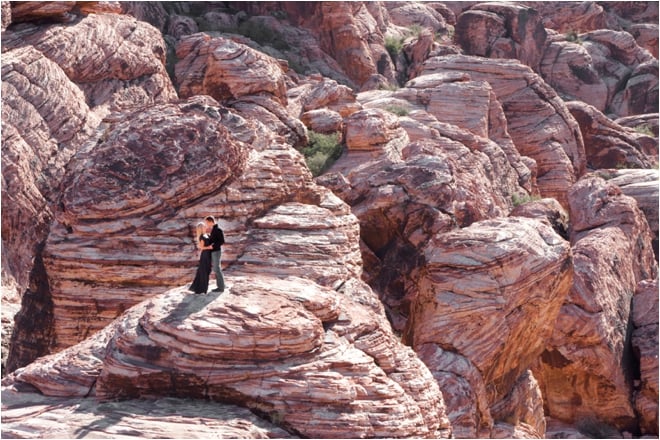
[197, 239, 213, 250]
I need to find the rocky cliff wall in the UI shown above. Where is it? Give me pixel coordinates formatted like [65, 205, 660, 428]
[1, 1, 658, 438]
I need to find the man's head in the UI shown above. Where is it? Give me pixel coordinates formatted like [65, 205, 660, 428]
[205, 216, 216, 231]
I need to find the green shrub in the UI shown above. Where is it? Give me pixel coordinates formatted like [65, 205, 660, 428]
[634, 124, 654, 136]
[385, 35, 404, 60]
[302, 131, 343, 177]
[512, 193, 541, 207]
[407, 24, 423, 37]
[566, 29, 582, 44]
[385, 105, 409, 116]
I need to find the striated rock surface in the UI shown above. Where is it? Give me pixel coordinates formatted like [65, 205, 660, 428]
[3, 1, 659, 437]
[602, 168, 659, 257]
[4, 274, 452, 438]
[629, 23, 659, 58]
[2, 386, 294, 439]
[404, 216, 572, 438]
[420, 54, 585, 207]
[510, 198, 570, 239]
[543, 29, 657, 118]
[2, 10, 177, 316]
[535, 176, 658, 432]
[631, 278, 659, 436]
[320, 104, 530, 330]
[566, 101, 655, 169]
[4, 13, 176, 118]
[455, 3, 547, 72]
[175, 33, 287, 104]
[37, 97, 246, 353]
[527, 1, 611, 34]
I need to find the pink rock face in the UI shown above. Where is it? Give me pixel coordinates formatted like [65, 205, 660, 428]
[535, 176, 658, 432]
[455, 3, 547, 71]
[420, 55, 585, 207]
[567, 101, 655, 169]
[320, 108, 528, 330]
[527, 1, 610, 33]
[2, 10, 176, 295]
[1, 387, 293, 438]
[632, 278, 659, 436]
[5, 275, 452, 439]
[5, 13, 176, 116]
[629, 23, 659, 58]
[175, 34, 287, 104]
[405, 216, 572, 437]
[1, 46, 94, 289]
[42, 97, 249, 351]
[604, 169, 659, 256]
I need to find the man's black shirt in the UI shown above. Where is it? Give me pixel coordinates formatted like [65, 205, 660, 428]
[209, 224, 225, 251]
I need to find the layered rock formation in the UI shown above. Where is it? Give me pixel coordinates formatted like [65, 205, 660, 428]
[534, 176, 658, 432]
[405, 217, 573, 438]
[2, 1, 658, 438]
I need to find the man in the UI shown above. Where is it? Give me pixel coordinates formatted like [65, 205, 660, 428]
[205, 215, 225, 292]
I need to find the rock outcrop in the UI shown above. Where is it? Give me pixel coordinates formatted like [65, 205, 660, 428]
[405, 216, 572, 437]
[455, 3, 548, 72]
[602, 168, 660, 258]
[4, 274, 452, 438]
[535, 176, 658, 433]
[567, 101, 655, 169]
[420, 55, 586, 207]
[631, 278, 659, 436]
[2, 1, 658, 438]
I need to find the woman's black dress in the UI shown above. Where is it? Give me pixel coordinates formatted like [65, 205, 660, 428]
[190, 234, 212, 294]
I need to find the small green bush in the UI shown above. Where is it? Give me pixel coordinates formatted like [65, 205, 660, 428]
[566, 29, 582, 44]
[634, 124, 654, 136]
[385, 35, 404, 60]
[512, 193, 541, 207]
[407, 24, 423, 37]
[385, 105, 409, 116]
[302, 131, 343, 177]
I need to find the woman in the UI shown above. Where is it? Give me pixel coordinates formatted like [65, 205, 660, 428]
[189, 221, 214, 294]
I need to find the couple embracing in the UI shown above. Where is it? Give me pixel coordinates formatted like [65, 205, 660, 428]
[190, 216, 225, 294]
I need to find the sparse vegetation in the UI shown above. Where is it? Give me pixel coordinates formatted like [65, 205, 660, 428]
[565, 29, 582, 44]
[512, 193, 541, 207]
[385, 104, 410, 116]
[302, 131, 343, 177]
[407, 24, 423, 38]
[385, 35, 405, 60]
[634, 124, 655, 136]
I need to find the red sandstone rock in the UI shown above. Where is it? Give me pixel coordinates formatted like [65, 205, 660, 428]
[526, 1, 610, 33]
[1, 385, 293, 438]
[535, 176, 658, 432]
[629, 23, 659, 58]
[602, 169, 659, 255]
[455, 3, 547, 72]
[1, 1, 11, 30]
[3, 12, 176, 119]
[631, 278, 659, 436]
[405, 216, 572, 437]
[176, 34, 287, 105]
[4, 274, 452, 438]
[510, 198, 570, 239]
[9, 1, 76, 23]
[300, 108, 343, 134]
[567, 101, 654, 169]
[320, 102, 532, 331]
[610, 60, 659, 117]
[42, 97, 248, 351]
[420, 55, 586, 207]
